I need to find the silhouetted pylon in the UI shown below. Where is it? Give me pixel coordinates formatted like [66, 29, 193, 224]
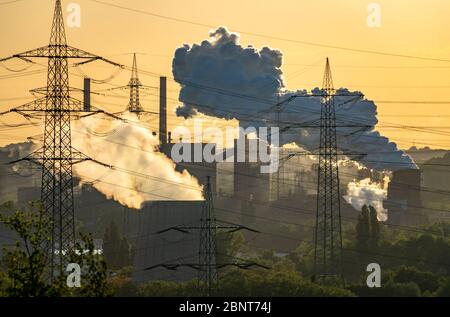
[0, 0, 121, 279]
[313, 58, 344, 284]
[128, 53, 144, 113]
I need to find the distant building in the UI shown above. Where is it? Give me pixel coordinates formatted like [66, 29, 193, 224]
[17, 186, 41, 207]
[132, 200, 203, 284]
[406, 147, 448, 164]
[0, 142, 38, 203]
[384, 169, 423, 226]
[161, 141, 218, 194]
[420, 152, 450, 222]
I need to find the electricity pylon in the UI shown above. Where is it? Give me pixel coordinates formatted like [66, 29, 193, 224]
[94, 53, 158, 116]
[313, 58, 344, 284]
[128, 53, 144, 113]
[198, 176, 218, 295]
[146, 176, 269, 296]
[0, 0, 121, 279]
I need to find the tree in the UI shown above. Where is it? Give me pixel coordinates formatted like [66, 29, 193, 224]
[215, 269, 354, 297]
[215, 231, 245, 265]
[67, 233, 113, 297]
[118, 237, 133, 269]
[356, 205, 370, 251]
[347, 281, 421, 297]
[393, 266, 440, 294]
[356, 205, 381, 251]
[0, 201, 54, 296]
[103, 220, 132, 270]
[384, 233, 450, 275]
[435, 279, 450, 297]
[368, 205, 380, 249]
[0, 201, 112, 297]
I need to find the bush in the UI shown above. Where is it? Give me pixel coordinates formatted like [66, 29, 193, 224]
[347, 280, 421, 297]
[393, 266, 440, 293]
[435, 279, 450, 297]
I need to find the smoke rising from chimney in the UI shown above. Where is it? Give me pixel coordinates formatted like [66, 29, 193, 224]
[172, 27, 416, 172]
[71, 113, 204, 209]
[344, 177, 390, 221]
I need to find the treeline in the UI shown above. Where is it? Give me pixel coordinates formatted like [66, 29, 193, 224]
[0, 202, 449, 297]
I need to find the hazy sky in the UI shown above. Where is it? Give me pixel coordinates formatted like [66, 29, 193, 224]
[1, 0, 450, 149]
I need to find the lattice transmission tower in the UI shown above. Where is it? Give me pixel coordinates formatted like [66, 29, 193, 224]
[97, 53, 158, 116]
[0, 0, 121, 278]
[146, 176, 269, 296]
[128, 53, 144, 113]
[256, 58, 367, 284]
[313, 58, 344, 284]
[197, 176, 219, 294]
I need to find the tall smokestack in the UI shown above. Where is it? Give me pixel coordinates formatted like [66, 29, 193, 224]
[83, 77, 91, 112]
[159, 76, 167, 145]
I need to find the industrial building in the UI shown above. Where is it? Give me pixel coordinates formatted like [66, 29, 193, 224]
[0, 65, 446, 283]
[132, 201, 203, 284]
[384, 169, 424, 226]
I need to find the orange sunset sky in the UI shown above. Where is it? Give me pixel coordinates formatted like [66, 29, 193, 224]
[1, 0, 450, 149]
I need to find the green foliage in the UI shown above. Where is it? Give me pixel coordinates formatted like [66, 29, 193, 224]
[103, 220, 133, 270]
[356, 205, 381, 251]
[216, 269, 354, 297]
[347, 265, 450, 297]
[215, 231, 245, 265]
[134, 269, 354, 297]
[348, 281, 421, 297]
[0, 202, 54, 297]
[368, 206, 380, 249]
[380, 233, 450, 275]
[108, 266, 138, 297]
[1, 198, 448, 297]
[435, 279, 450, 297]
[67, 233, 113, 297]
[102, 219, 450, 297]
[356, 205, 370, 250]
[0, 201, 111, 297]
[384, 281, 421, 297]
[292, 241, 315, 276]
[424, 222, 450, 238]
[393, 266, 440, 293]
[137, 280, 185, 297]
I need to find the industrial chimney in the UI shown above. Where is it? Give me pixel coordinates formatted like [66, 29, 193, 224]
[83, 77, 91, 112]
[159, 76, 167, 145]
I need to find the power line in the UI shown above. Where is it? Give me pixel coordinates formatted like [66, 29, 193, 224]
[0, 0, 26, 6]
[4, 166, 447, 249]
[9, 53, 448, 142]
[89, 0, 450, 63]
[121, 71, 450, 138]
[0, 0, 126, 280]
[71, 163, 450, 238]
[376, 100, 450, 104]
[71, 126, 450, 203]
[60, 174, 450, 265]
[314, 59, 343, 282]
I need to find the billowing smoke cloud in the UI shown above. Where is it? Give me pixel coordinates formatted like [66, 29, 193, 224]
[344, 177, 390, 221]
[71, 114, 204, 209]
[173, 27, 416, 171]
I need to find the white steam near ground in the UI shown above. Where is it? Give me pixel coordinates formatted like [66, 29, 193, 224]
[344, 177, 390, 221]
[71, 113, 204, 209]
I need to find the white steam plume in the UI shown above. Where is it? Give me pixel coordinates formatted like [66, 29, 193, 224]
[71, 114, 204, 209]
[344, 177, 390, 221]
[172, 27, 416, 171]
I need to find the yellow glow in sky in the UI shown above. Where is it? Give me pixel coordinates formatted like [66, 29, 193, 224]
[1, 0, 450, 149]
